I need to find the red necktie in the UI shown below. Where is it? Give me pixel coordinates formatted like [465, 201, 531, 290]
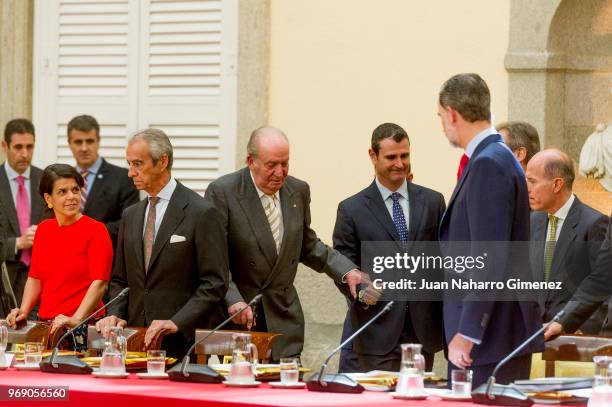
[16, 176, 31, 265]
[457, 153, 469, 181]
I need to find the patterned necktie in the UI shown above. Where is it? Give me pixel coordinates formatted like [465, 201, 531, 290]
[457, 153, 469, 181]
[543, 214, 559, 282]
[143, 197, 160, 271]
[15, 176, 31, 266]
[391, 192, 408, 242]
[80, 169, 89, 212]
[264, 195, 281, 253]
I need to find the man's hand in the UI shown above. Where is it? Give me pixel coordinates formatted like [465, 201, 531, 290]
[544, 321, 564, 341]
[95, 315, 127, 337]
[357, 272, 382, 306]
[344, 269, 363, 299]
[145, 320, 178, 348]
[448, 334, 474, 369]
[228, 302, 254, 330]
[50, 314, 79, 334]
[6, 308, 27, 328]
[16, 225, 37, 250]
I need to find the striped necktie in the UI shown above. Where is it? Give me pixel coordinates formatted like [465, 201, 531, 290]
[264, 195, 281, 253]
[15, 175, 31, 266]
[80, 169, 89, 212]
[543, 214, 558, 281]
[144, 197, 160, 271]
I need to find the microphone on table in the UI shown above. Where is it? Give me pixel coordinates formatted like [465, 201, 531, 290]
[472, 309, 566, 406]
[168, 293, 263, 383]
[307, 301, 394, 393]
[40, 287, 130, 374]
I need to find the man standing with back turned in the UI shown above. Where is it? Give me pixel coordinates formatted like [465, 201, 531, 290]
[437, 73, 542, 386]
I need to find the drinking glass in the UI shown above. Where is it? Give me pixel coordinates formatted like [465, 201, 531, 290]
[228, 333, 258, 384]
[24, 342, 42, 366]
[0, 321, 7, 353]
[395, 343, 425, 395]
[100, 327, 126, 374]
[451, 369, 473, 396]
[147, 350, 166, 375]
[280, 358, 299, 384]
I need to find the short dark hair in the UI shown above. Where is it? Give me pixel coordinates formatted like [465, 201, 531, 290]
[497, 121, 541, 164]
[39, 163, 84, 198]
[542, 150, 575, 190]
[4, 118, 35, 145]
[439, 73, 491, 122]
[371, 123, 410, 155]
[67, 115, 100, 140]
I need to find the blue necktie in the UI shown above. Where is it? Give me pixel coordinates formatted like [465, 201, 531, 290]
[391, 192, 408, 242]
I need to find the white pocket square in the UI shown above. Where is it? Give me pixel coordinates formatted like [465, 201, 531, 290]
[170, 234, 186, 243]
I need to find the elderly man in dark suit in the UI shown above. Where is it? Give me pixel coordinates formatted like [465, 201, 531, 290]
[437, 73, 542, 387]
[526, 149, 609, 337]
[333, 123, 445, 373]
[96, 128, 228, 357]
[205, 126, 362, 360]
[0, 119, 45, 316]
[67, 115, 139, 249]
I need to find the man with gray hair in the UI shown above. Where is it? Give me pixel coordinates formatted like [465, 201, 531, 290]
[497, 121, 541, 172]
[205, 126, 363, 360]
[96, 128, 228, 358]
[526, 149, 609, 339]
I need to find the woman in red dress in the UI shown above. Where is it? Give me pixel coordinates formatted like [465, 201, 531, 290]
[6, 164, 112, 350]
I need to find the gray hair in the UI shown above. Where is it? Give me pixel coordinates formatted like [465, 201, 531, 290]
[439, 73, 491, 123]
[542, 149, 575, 190]
[129, 128, 173, 171]
[497, 121, 541, 164]
[246, 126, 289, 158]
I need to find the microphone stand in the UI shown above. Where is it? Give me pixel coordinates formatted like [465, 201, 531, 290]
[307, 301, 394, 393]
[40, 287, 130, 374]
[168, 294, 263, 383]
[472, 310, 565, 406]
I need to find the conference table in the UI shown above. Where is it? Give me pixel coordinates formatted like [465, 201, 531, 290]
[0, 369, 581, 407]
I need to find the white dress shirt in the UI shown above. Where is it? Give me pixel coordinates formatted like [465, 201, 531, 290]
[375, 177, 410, 233]
[143, 178, 177, 240]
[547, 194, 575, 241]
[250, 171, 284, 243]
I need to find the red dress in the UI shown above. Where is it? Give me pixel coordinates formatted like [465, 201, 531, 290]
[29, 215, 112, 320]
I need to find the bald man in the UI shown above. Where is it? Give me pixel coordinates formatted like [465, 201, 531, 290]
[204, 126, 362, 360]
[526, 149, 609, 337]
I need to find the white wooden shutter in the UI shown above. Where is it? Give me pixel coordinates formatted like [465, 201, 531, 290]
[33, 0, 237, 194]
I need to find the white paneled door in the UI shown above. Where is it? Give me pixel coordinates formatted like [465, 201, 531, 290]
[33, 0, 237, 195]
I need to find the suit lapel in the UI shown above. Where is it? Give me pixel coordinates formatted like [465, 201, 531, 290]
[147, 183, 187, 273]
[0, 166, 19, 234]
[549, 199, 580, 280]
[29, 167, 44, 224]
[131, 199, 147, 274]
[237, 169, 278, 269]
[531, 212, 548, 282]
[83, 159, 107, 212]
[364, 181, 400, 241]
[406, 182, 425, 242]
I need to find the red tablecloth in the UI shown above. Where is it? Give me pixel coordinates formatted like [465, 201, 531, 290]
[0, 369, 582, 407]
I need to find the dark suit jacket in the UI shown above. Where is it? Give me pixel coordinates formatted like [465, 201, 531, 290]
[108, 181, 229, 356]
[82, 159, 139, 249]
[530, 198, 608, 332]
[0, 164, 45, 264]
[333, 180, 445, 356]
[560, 215, 612, 334]
[439, 133, 543, 365]
[205, 167, 356, 359]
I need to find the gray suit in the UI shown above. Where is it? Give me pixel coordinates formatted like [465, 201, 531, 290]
[205, 167, 356, 359]
[530, 197, 609, 333]
[0, 164, 45, 315]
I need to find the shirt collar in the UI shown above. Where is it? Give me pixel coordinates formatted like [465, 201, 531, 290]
[249, 171, 281, 201]
[147, 177, 177, 202]
[465, 125, 497, 158]
[553, 194, 575, 221]
[375, 177, 408, 202]
[4, 161, 31, 180]
[77, 156, 103, 175]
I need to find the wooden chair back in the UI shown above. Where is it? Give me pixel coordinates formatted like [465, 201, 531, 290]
[542, 334, 612, 376]
[194, 329, 281, 364]
[6, 321, 52, 349]
[86, 326, 164, 354]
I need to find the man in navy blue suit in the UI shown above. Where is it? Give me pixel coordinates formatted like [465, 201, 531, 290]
[437, 73, 542, 386]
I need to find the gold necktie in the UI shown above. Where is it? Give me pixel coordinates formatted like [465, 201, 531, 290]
[543, 214, 558, 281]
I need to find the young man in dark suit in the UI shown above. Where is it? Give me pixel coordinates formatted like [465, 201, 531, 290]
[96, 128, 228, 357]
[67, 115, 139, 249]
[0, 119, 45, 315]
[526, 149, 609, 337]
[437, 73, 542, 386]
[333, 123, 445, 372]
